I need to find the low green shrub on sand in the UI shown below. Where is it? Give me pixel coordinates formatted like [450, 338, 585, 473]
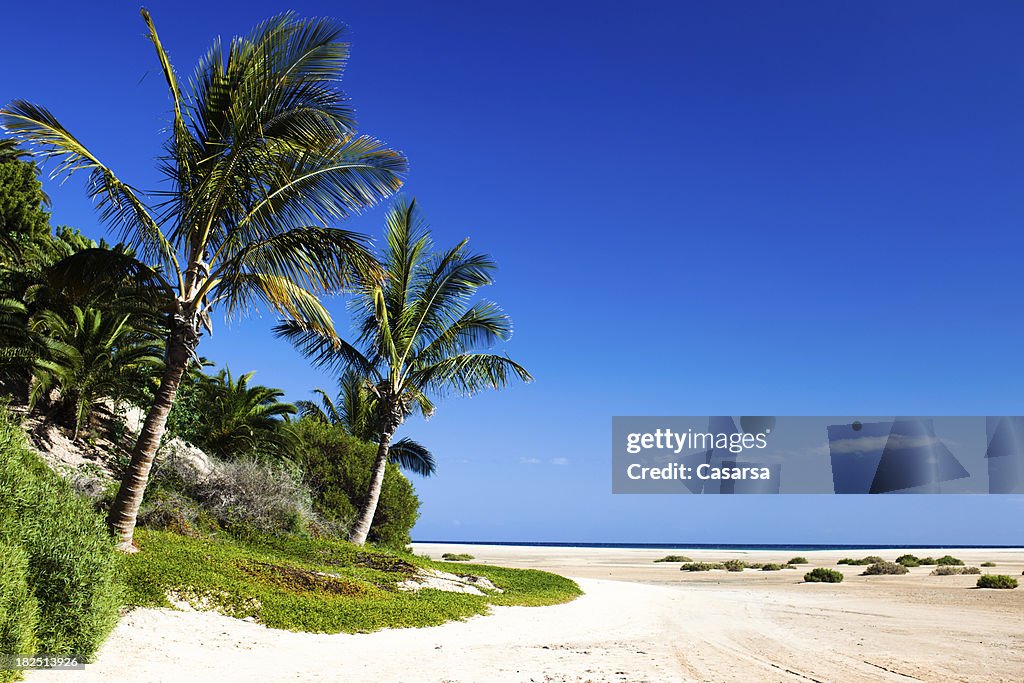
[679, 562, 725, 572]
[863, 561, 908, 576]
[935, 555, 964, 566]
[654, 555, 693, 563]
[441, 553, 474, 562]
[976, 575, 1018, 589]
[931, 566, 980, 576]
[787, 556, 808, 565]
[804, 568, 844, 583]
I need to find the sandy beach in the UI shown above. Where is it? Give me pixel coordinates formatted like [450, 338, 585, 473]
[27, 545, 1024, 683]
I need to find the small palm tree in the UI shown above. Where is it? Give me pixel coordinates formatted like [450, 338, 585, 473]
[298, 370, 436, 476]
[1, 10, 405, 550]
[29, 306, 163, 439]
[192, 368, 297, 460]
[278, 198, 531, 545]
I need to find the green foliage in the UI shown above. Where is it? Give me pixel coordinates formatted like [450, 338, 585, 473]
[804, 568, 844, 583]
[441, 553, 474, 562]
[293, 419, 420, 548]
[761, 563, 784, 571]
[0, 408, 119, 658]
[28, 305, 162, 438]
[862, 561, 909, 576]
[787, 556, 808, 565]
[0, 147, 50, 266]
[723, 559, 746, 572]
[653, 555, 693, 563]
[298, 371, 436, 477]
[918, 557, 937, 565]
[119, 529, 580, 633]
[980, 561, 996, 567]
[931, 566, 981, 576]
[976, 574, 1018, 589]
[679, 562, 725, 571]
[176, 368, 296, 460]
[935, 555, 964, 566]
[895, 554, 920, 567]
[0, 541, 39, 681]
[837, 555, 884, 566]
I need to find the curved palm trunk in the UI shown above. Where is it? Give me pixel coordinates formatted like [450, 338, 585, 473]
[348, 427, 394, 546]
[107, 323, 194, 552]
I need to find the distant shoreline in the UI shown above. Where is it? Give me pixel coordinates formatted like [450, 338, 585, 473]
[414, 540, 1024, 550]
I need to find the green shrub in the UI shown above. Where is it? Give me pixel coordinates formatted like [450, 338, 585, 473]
[441, 553, 474, 562]
[980, 561, 996, 567]
[293, 420, 420, 549]
[787, 556, 808, 565]
[679, 562, 725, 572]
[0, 408, 119, 659]
[804, 568, 843, 583]
[895, 554, 920, 567]
[976, 575, 1018, 589]
[653, 555, 693, 563]
[931, 566, 980, 576]
[761, 563, 783, 571]
[838, 556, 882, 566]
[723, 559, 745, 572]
[0, 542, 39, 682]
[863, 561, 908, 575]
[935, 555, 963, 566]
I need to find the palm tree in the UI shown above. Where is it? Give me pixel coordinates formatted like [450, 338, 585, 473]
[0, 10, 406, 550]
[278, 198, 531, 545]
[29, 306, 164, 439]
[298, 370, 437, 476]
[192, 368, 297, 460]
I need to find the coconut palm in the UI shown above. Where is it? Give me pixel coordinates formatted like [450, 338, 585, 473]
[298, 370, 436, 476]
[29, 306, 164, 439]
[0, 10, 406, 550]
[191, 368, 297, 460]
[278, 198, 531, 545]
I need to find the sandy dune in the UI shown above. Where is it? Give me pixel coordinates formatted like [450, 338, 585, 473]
[26, 545, 1024, 682]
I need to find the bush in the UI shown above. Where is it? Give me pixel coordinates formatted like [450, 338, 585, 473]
[976, 575, 1018, 589]
[441, 553, 474, 562]
[0, 542, 39, 682]
[761, 563, 784, 571]
[863, 561, 909, 575]
[935, 555, 963, 566]
[787, 556, 808, 565]
[895, 554, 920, 567]
[931, 566, 980, 576]
[654, 555, 693, 563]
[193, 458, 316, 536]
[918, 557, 937, 565]
[293, 420, 420, 549]
[679, 562, 725, 571]
[0, 408, 119, 659]
[723, 559, 746, 572]
[837, 556, 883, 566]
[804, 568, 844, 583]
[980, 561, 996, 567]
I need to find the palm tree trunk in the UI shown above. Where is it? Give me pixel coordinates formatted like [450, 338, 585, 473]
[348, 428, 394, 545]
[106, 329, 192, 552]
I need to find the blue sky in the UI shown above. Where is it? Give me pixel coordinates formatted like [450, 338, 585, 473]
[3, 1, 1023, 544]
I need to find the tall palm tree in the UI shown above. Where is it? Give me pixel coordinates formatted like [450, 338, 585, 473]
[0, 10, 406, 550]
[298, 369, 437, 476]
[192, 368, 297, 460]
[278, 198, 531, 545]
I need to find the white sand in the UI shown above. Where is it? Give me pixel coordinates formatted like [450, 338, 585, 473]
[26, 545, 1024, 682]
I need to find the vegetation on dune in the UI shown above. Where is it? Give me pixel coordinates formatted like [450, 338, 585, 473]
[976, 575, 1018, 589]
[0, 408, 120, 663]
[441, 553, 474, 562]
[804, 568, 844, 583]
[120, 530, 580, 632]
[862, 561, 909, 576]
[276, 199, 531, 545]
[931, 566, 981, 576]
[980, 561, 996, 567]
[1, 8, 407, 551]
[935, 555, 964, 566]
[896, 554, 920, 567]
[679, 562, 726, 571]
[837, 555, 884, 566]
[761, 563, 784, 571]
[653, 555, 692, 563]
[787, 556, 808, 565]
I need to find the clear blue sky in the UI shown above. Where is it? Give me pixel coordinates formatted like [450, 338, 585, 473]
[3, 1, 1023, 545]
